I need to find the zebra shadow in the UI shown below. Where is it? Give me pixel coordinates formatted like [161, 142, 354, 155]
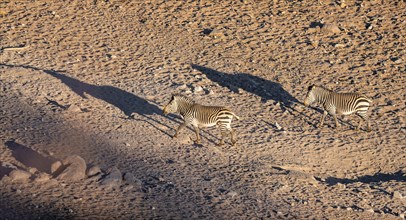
[42, 70, 173, 136]
[191, 64, 318, 128]
[324, 170, 406, 187]
[0, 63, 173, 137]
[191, 64, 299, 107]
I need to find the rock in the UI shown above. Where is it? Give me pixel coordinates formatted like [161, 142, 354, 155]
[68, 104, 83, 112]
[9, 169, 31, 182]
[399, 213, 405, 219]
[100, 166, 122, 188]
[205, 29, 225, 39]
[322, 23, 341, 34]
[227, 191, 238, 198]
[28, 167, 38, 174]
[193, 85, 203, 94]
[56, 155, 87, 182]
[87, 165, 102, 177]
[365, 208, 375, 213]
[123, 172, 136, 183]
[51, 161, 62, 174]
[393, 191, 403, 199]
[274, 122, 283, 131]
[35, 173, 51, 182]
[124, 172, 143, 188]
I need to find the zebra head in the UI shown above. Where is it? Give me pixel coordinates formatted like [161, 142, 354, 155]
[304, 85, 317, 106]
[163, 94, 194, 115]
[163, 94, 179, 115]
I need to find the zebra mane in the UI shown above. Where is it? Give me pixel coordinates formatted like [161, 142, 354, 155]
[312, 85, 333, 93]
[173, 94, 195, 104]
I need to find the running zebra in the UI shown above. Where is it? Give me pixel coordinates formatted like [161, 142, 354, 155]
[163, 94, 240, 146]
[304, 85, 372, 131]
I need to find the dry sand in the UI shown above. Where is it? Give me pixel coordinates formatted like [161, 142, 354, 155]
[0, 0, 405, 219]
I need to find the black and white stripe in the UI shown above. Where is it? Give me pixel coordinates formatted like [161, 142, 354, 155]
[163, 94, 240, 146]
[304, 85, 372, 131]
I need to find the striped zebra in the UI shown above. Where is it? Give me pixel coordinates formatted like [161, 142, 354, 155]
[163, 94, 240, 146]
[304, 85, 372, 132]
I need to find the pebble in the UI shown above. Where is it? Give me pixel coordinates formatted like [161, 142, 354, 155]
[365, 208, 375, 213]
[322, 23, 341, 34]
[100, 166, 122, 188]
[51, 161, 62, 174]
[393, 191, 403, 199]
[56, 155, 87, 182]
[274, 122, 283, 131]
[193, 85, 203, 93]
[9, 169, 32, 182]
[35, 173, 51, 182]
[87, 165, 102, 177]
[227, 191, 238, 198]
[123, 172, 138, 184]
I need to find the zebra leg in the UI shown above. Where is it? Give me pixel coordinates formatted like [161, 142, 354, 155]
[229, 129, 236, 146]
[357, 112, 371, 132]
[355, 116, 363, 131]
[193, 126, 201, 144]
[174, 123, 186, 138]
[318, 111, 328, 128]
[217, 125, 227, 146]
[333, 114, 340, 129]
[217, 132, 226, 146]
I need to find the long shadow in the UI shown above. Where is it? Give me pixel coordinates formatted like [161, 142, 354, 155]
[325, 170, 406, 186]
[191, 64, 320, 129]
[5, 140, 57, 174]
[191, 64, 299, 107]
[0, 63, 173, 137]
[0, 166, 13, 179]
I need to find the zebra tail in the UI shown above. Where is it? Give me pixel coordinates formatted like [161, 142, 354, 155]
[231, 112, 241, 120]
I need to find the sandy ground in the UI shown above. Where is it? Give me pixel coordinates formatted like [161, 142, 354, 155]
[0, 0, 405, 219]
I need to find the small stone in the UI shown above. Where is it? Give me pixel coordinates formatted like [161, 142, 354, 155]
[87, 166, 101, 177]
[393, 191, 403, 199]
[366, 208, 375, 213]
[123, 172, 136, 183]
[227, 191, 238, 198]
[335, 43, 346, 48]
[100, 166, 122, 188]
[208, 29, 225, 39]
[51, 161, 62, 174]
[68, 104, 83, 112]
[35, 173, 51, 182]
[274, 122, 283, 131]
[56, 155, 87, 182]
[346, 207, 353, 211]
[177, 84, 188, 90]
[399, 213, 405, 219]
[9, 169, 31, 182]
[322, 23, 341, 34]
[28, 167, 38, 174]
[193, 85, 203, 93]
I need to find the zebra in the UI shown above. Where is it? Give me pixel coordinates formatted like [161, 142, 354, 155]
[304, 85, 372, 132]
[163, 94, 240, 146]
